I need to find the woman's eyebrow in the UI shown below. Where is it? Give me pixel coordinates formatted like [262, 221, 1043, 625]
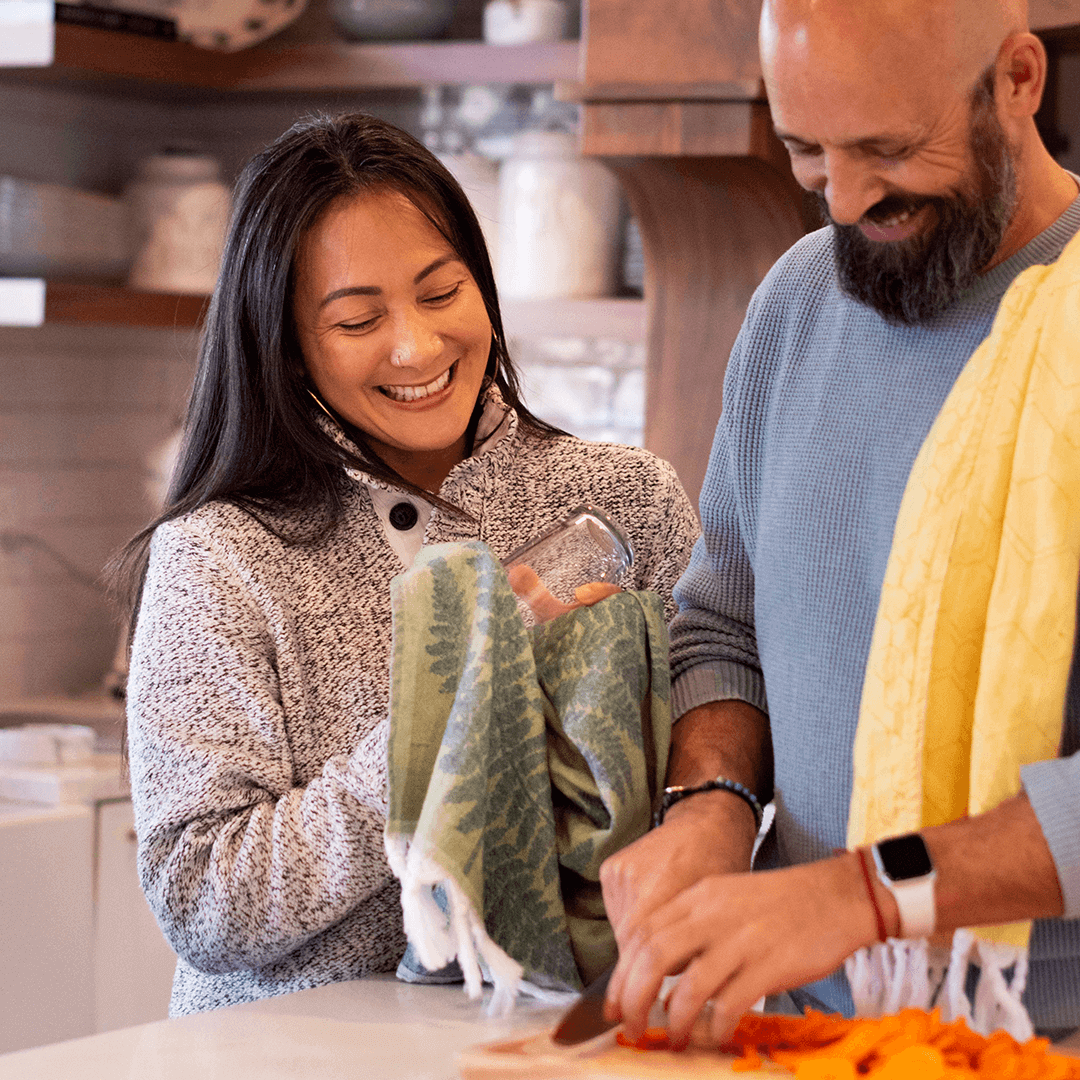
[318, 256, 461, 310]
[413, 254, 459, 284]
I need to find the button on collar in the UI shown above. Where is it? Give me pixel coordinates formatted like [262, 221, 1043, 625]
[389, 501, 419, 531]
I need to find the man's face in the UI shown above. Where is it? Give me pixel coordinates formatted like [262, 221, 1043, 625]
[763, 2, 1022, 325]
[824, 73, 1018, 325]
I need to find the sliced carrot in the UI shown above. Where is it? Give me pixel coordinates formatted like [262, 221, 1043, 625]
[622, 1008, 1080, 1078]
[793, 1058, 858, 1080]
[864, 1043, 947, 1079]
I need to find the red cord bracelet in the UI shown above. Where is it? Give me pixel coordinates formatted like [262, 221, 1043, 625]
[856, 846, 889, 944]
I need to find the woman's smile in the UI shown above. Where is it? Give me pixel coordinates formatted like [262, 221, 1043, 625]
[378, 360, 456, 403]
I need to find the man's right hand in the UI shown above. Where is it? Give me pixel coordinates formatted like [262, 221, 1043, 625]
[599, 788, 758, 949]
[599, 697, 771, 949]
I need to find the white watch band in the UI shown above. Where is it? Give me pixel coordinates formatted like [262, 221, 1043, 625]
[871, 844, 937, 939]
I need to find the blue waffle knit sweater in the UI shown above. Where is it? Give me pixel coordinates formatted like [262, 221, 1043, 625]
[669, 189, 1080, 1033]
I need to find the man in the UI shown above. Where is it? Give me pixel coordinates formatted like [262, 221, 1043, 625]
[600, 0, 1080, 1047]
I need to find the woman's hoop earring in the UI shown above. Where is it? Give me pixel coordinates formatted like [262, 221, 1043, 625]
[307, 386, 337, 421]
[483, 336, 500, 388]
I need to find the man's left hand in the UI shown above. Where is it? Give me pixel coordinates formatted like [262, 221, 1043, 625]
[605, 853, 878, 1048]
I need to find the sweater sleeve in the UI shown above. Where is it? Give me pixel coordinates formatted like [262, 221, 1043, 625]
[126, 519, 396, 975]
[1022, 751, 1080, 919]
[628, 457, 701, 625]
[1021, 597, 1080, 919]
[669, 322, 768, 722]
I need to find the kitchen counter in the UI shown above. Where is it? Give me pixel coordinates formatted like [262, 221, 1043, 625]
[1, 973, 1077, 1080]
[0, 975, 566, 1080]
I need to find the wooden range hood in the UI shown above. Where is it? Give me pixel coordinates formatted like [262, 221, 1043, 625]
[569, 0, 1080, 501]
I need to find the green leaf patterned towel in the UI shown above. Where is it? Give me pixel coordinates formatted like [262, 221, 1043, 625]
[384, 541, 672, 1011]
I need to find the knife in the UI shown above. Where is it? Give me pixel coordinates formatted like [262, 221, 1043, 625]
[551, 963, 619, 1046]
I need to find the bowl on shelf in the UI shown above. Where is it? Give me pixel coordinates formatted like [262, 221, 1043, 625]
[89, 0, 310, 51]
[0, 176, 132, 281]
[329, 0, 456, 40]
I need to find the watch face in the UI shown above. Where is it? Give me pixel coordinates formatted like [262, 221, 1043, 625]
[877, 834, 933, 881]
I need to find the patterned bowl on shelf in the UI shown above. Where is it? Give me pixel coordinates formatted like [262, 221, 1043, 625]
[92, 0, 309, 51]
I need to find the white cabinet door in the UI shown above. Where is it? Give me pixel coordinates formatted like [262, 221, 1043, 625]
[92, 798, 176, 1032]
[0, 801, 95, 1054]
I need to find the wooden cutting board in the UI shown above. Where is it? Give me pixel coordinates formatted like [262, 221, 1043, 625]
[458, 1027, 1080, 1079]
[457, 1030, 788, 1079]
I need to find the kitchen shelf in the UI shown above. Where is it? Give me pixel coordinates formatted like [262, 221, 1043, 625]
[38, 282, 206, 328]
[29, 23, 580, 90]
[2, 282, 645, 338]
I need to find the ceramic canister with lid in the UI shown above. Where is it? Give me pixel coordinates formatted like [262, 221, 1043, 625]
[482, 0, 570, 44]
[125, 150, 232, 295]
[496, 130, 621, 300]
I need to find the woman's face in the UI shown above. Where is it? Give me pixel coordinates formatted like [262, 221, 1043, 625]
[292, 188, 492, 491]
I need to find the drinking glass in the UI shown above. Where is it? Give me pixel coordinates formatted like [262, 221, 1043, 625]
[501, 504, 633, 625]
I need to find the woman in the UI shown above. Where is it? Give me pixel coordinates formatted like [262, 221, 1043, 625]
[122, 112, 699, 1017]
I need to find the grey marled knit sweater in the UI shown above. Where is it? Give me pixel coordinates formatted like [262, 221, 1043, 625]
[127, 398, 699, 1016]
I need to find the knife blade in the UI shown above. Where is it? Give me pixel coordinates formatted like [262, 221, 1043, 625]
[551, 963, 619, 1046]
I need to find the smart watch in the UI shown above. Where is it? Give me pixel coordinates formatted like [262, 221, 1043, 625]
[871, 833, 937, 939]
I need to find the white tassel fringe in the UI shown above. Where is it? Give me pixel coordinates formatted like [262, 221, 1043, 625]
[387, 834, 553, 1016]
[845, 930, 1034, 1041]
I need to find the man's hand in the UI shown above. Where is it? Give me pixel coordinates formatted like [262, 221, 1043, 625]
[604, 852, 878, 1049]
[601, 698, 771, 946]
[599, 790, 757, 948]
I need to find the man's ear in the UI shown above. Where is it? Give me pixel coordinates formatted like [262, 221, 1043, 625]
[997, 32, 1048, 118]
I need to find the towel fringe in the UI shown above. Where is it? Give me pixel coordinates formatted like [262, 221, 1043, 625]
[845, 930, 1033, 1041]
[386, 835, 524, 1014]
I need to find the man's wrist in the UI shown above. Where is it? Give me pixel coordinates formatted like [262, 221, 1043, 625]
[654, 776, 764, 830]
[839, 850, 901, 946]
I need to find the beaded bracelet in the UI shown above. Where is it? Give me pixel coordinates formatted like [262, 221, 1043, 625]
[653, 776, 765, 830]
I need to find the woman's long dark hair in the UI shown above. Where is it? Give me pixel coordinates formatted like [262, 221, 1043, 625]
[114, 111, 561, 615]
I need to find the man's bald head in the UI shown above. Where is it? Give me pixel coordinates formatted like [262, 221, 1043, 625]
[760, 0, 1026, 103]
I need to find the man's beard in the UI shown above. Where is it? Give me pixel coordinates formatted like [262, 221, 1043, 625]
[823, 76, 1018, 326]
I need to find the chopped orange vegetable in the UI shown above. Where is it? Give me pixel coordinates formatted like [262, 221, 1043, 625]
[622, 1007, 1080, 1078]
[793, 1058, 857, 1080]
[615, 1027, 671, 1052]
[865, 1043, 946, 1079]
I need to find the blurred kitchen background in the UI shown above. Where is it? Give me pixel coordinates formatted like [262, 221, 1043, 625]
[0, 0, 1078, 1057]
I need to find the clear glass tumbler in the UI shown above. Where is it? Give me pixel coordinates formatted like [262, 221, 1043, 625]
[501, 504, 634, 625]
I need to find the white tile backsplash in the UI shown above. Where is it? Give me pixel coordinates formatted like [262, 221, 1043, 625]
[0, 323, 196, 696]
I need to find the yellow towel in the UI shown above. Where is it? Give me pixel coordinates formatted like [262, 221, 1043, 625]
[848, 228, 1080, 956]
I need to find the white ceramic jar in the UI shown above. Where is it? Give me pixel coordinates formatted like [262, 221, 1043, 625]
[482, 0, 569, 44]
[496, 130, 621, 300]
[125, 151, 232, 295]
[438, 151, 501, 273]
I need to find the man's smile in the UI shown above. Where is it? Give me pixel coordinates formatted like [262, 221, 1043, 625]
[858, 199, 932, 243]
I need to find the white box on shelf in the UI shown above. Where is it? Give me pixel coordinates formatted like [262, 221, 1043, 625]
[0, 277, 45, 325]
[0, 0, 54, 67]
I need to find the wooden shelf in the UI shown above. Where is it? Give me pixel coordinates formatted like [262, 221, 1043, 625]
[32, 23, 580, 90]
[0, 282, 642, 337]
[42, 282, 207, 328]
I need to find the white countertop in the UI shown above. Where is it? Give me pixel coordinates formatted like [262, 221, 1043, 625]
[0, 973, 1076, 1079]
[0, 975, 565, 1080]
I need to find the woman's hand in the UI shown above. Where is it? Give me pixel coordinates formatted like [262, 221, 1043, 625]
[506, 564, 620, 623]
